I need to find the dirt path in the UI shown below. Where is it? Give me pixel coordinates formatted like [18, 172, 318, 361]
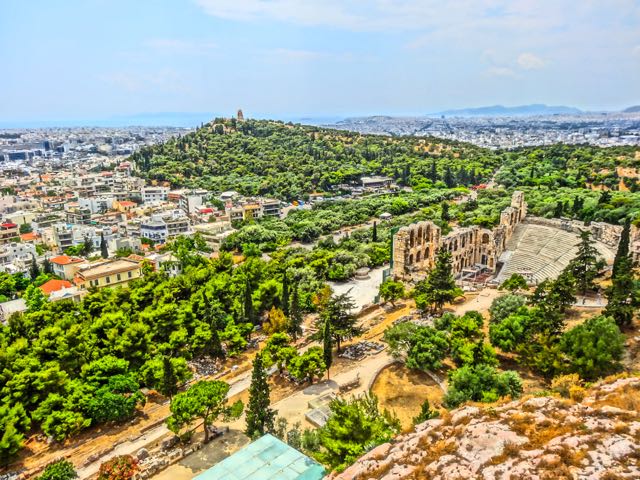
[25, 291, 500, 479]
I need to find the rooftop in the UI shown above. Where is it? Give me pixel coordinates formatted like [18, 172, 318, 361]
[50, 255, 84, 265]
[39, 279, 73, 295]
[76, 258, 141, 281]
[193, 434, 325, 480]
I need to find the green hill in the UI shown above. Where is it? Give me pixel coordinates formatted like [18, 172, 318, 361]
[131, 118, 500, 199]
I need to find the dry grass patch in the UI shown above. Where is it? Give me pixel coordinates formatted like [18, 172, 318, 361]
[525, 424, 575, 450]
[370, 363, 445, 431]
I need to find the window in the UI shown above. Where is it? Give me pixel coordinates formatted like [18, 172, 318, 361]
[128, 271, 132, 278]
[117, 273, 121, 281]
[106, 276, 110, 284]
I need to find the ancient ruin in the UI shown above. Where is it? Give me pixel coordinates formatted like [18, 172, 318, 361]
[392, 191, 527, 280]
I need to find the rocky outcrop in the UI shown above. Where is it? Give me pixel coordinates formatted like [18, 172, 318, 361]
[330, 376, 640, 480]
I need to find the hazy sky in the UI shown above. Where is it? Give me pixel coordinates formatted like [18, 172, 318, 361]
[1, 0, 639, 122]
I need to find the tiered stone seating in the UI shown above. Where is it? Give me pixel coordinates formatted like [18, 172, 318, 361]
[495, 224, 591, 284]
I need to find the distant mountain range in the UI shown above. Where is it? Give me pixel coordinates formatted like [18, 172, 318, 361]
[2, 104, 638, 129]
[430, 104, 583, 117]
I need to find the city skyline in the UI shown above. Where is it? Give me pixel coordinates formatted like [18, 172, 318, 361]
[1, 0, 639, 124]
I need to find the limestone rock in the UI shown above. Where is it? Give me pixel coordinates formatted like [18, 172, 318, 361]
[330, 376, 640, 480]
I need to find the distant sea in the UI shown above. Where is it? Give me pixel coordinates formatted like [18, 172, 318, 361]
[0, 113, 345, 129]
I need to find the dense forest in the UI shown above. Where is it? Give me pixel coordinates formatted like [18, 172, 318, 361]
[131, 119, 500, 199]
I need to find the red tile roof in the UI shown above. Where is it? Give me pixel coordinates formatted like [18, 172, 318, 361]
[50, 255, 84, 265]
[20, 232, 38, 242]
[39, 279, 72, 295]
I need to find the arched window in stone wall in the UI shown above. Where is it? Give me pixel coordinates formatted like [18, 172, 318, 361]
[416, 251, 422, 262]
[417, 226, 423, 245]
[409, 230, 415, 248]
[409, 253, 414, 264]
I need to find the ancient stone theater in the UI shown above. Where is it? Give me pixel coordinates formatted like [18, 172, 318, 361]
[391, 191, 527, 280]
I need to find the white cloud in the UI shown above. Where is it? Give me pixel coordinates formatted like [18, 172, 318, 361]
[144, 38, 217, 55]
[517, 52, 546, 70]
[194, 0, 639, 33]
[485, 66, 518, 78]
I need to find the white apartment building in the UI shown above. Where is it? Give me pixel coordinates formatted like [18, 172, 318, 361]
[139, 211, 191, 243]
[142, 186, 169, 204]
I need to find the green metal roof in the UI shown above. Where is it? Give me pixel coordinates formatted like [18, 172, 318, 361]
[193, 434, 325, 480]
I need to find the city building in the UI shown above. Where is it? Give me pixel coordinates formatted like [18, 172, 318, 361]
[0, 222, 19, 244]
[142, 186, 169, 204]
[49, 255, 85, 280]
[192, 221, 234, 251]
[74, 258, 142, 290]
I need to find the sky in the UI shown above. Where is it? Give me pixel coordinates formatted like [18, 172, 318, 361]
[1, 0, 639, 124]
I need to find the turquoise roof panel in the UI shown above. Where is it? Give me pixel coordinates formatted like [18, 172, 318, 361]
[193, 434, 325, 480]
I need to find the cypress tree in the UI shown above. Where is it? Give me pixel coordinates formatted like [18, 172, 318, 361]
[372, 221, 378, 243]
[441, 202, 451, 222]
[161, 356, 178, 400]
[245, 353, 276, 439]
[203, 293, 225, 359]
[100, 232, 109, 259]
[30, 254, 40, 280]
[42, 257, 53, 275]
[288, 284, 303, 340]
[612, 220, 630, 278]
[605, 255, 636, 329]
[429, 160, 438, 182]
[553, 201, 564, 218]
[244, 278, 256, 324]
[323, 318, 333, 379]
[281, 270, 290, 317]
[443, 165, 455, 188]
[598, 190, 611, 205]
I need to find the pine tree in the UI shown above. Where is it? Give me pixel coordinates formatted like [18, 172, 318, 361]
[314, 292, 361, 353]
[100, 232, 109, 259]
[82, 234, 93, 256]
[288, 284, 303, 340]
[372, 221, 378, 242]
[29, 254, 40, 280]
[568, 230, 604, 296]
[281, 270, 290, 317]
[323, 318, 333, 379]
[415, 250, 462, 314]
[160, 356, 178, 400]
[245, 353, 276, 439]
